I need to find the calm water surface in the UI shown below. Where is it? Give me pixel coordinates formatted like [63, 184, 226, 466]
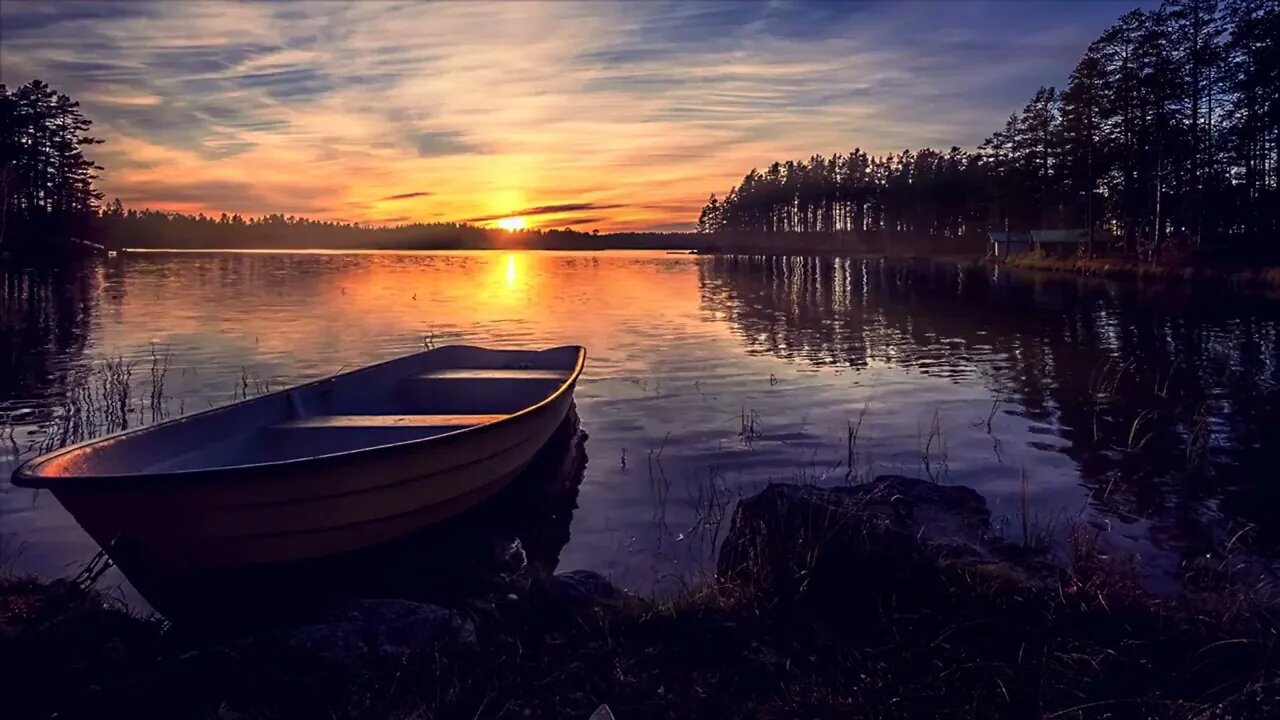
[3, 250, 1278, 602]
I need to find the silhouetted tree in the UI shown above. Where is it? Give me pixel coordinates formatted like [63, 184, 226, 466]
[0, 80, 102, 249]
[1060, 40, 1110, 252]
[697, 194, 723, 233]
[1222, 0, 1280, 255]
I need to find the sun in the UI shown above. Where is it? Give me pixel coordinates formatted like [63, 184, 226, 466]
[495, 216, 526, 231]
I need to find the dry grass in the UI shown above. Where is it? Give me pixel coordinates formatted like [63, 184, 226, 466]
[4, 488, 1278, 720]
[4, 354, 280, 463]
[1002, 254, 1280, 290]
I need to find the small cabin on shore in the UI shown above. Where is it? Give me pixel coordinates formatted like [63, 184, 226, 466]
[989, 229, 1089, 258]
[1030, 229, 1087, 258]
[987, 232, 1030, 258]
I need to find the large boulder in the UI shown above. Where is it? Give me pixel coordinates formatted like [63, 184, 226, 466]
[717, 476, 1035, 609]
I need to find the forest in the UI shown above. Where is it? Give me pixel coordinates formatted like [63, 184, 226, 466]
[0, 80, 102, 249]
[698, 0, 1280, 263]
[94, 204, 497, 250]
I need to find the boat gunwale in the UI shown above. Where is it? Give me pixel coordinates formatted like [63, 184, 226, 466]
[11, 344, 586, 489]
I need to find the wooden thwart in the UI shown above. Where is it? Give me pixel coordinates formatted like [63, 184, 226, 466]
[415, 368, 569, 381]
[275, 414, 506, 429]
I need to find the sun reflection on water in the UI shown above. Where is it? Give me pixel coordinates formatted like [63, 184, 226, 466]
[505, 253, 518, 288]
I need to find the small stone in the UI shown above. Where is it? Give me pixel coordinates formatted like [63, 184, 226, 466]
[546, 570, 628, 608]
[280, 599, 475, 669]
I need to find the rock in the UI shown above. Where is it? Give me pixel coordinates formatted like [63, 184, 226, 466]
[544, 570, 628, 609]
[280, 599, 475, 668]
[717, 476, 1041, 606]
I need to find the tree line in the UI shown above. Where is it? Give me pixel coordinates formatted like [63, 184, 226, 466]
[0, 80, 102, 249]
[93, 204, 695, 250]
[699, 0, 1280, 263]
[95, 203, 497, 250]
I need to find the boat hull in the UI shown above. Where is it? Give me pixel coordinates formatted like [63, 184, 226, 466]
[125, 409, 589, 622]
[15, 345, 586, 579]
[53, 386, 575, 572]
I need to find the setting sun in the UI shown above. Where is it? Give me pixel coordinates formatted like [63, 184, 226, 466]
[495, 216, 526, 231]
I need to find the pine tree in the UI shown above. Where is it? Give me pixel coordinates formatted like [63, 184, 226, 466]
[1060, 41, 1110, 252]
[0, 80, 102, 249]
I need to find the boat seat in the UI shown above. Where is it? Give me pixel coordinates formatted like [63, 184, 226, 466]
[274, 414, 506, 429]
[254, 414, 506, 459]
[397, 368, 568, 414]
[414, 368, 569, 381]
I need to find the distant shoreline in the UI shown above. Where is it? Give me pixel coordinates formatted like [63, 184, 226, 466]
[28, 241, 1280, 294]
[98, 229, 976, 257]
[118, 246, 697, 254]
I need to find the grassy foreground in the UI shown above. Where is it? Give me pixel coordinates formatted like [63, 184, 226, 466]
[3, 481, 1279, 720]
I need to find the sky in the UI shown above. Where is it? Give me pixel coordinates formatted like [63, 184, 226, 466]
[0, 0, 1152, 232]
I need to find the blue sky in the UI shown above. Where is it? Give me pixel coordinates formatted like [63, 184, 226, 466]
[0, 1, 1153, 230]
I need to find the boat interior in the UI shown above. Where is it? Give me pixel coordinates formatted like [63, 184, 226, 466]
[28, 346, 582, 478]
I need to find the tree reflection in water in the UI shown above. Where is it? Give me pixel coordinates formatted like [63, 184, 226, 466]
[700, 255, 1280, 565]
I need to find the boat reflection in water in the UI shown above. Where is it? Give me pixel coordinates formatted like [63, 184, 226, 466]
[124, 409, 588, 623]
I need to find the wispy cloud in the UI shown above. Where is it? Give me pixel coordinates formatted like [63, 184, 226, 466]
[0, 0, 1149, 230]
[523, 203, 626, 215]
[416, 131, 479, 157]
[462, 203, 625, 224]
[378, 190, 434, 201]
[547, 215, 607, 228]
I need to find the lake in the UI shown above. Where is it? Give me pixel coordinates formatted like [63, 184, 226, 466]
[3, 250, 1278, 603]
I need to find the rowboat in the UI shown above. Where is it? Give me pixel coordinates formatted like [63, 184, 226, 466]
[12, 345, 586, 577]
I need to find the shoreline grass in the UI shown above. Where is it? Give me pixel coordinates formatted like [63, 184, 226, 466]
[1003, 254, 1280, 290]
[697, 245, 1280, 292]
[3, 475, 1278, 720]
